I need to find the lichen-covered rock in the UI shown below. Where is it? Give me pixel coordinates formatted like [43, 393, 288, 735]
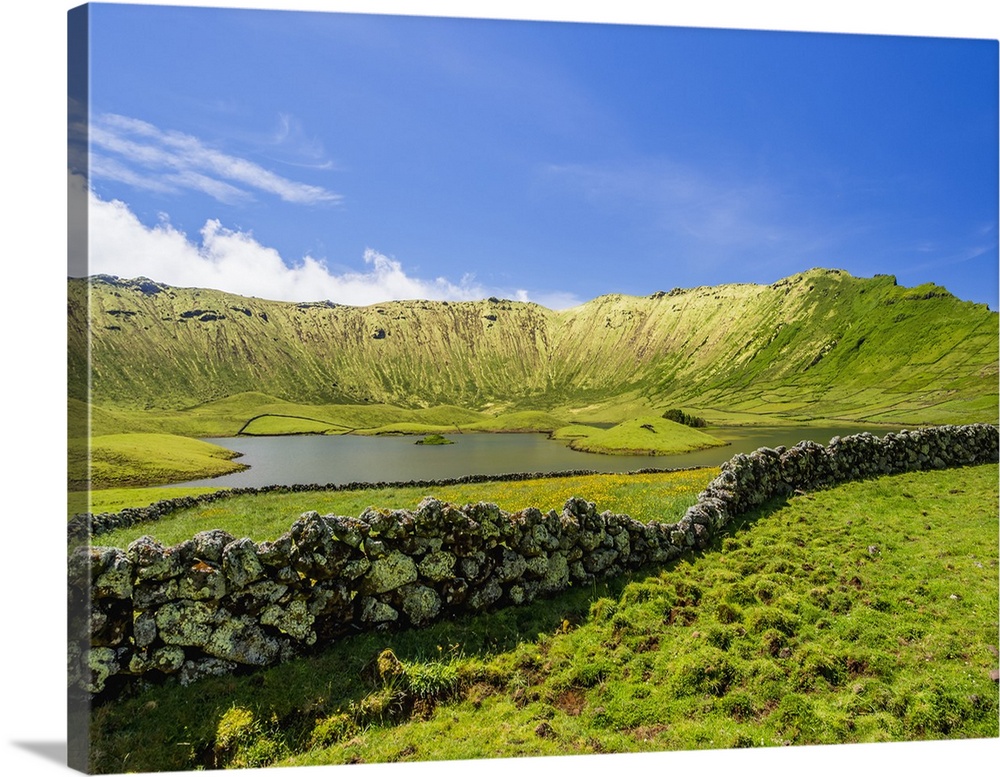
[205, 616, 282, 665]
[178, 657, 239, 686]
[261, 599, 316, 643]
[242, 579, 289, 604]
[413, 496, 450, 537]
[418, 549, 456, 582]
[127, 536, 183, 582]
[361, 550, 418, 594]
[177, 560, 228, 601]
[128, 645, 185, 675]
[155, 600, 216, 646]
[192, 529, 236, 563]
[539, 552, 570, 594]
[399, 583, 441, 627]
[362, 536, 388, 559]
[507, 584, 527, 605]
[515, 508, 550, 556]
[464, 501, 504, 545]
[575, 526, 606, 553]
[523, 554, 550, 579]
[340, 557, 372, 580]
[359, 596, 399, 625]
[466, 578, 503, 611]
[256, 534, 293, 568]
[528, 523, 559, 554]
[562, 497, 595, 520]
[372, 508, 414, 541]
[309, 581, 354, 615]
[494, 548, 528, 583]
[85, 647, 120, 694]
[327, 515, 368, 549]
[272, 564, 301, 585]
[151, 646, 186, 674]
[407, 535, 443, 556]
[457, 550, 493, 583]
[92, 548, 133, 599]
[68, 546, 97, 589]
[222, 538, 265, 589]
[611, 524, 631, 556]
[132, 579, 181, 610]
[582, 548, 618, 575]
[132, 610, 157, 648]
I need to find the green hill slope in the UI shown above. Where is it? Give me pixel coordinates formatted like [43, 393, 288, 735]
[68, 269, 998, 426]
[558, 416, 729, 455]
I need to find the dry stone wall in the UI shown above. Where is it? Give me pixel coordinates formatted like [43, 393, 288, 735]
[68, 423, 998, 699]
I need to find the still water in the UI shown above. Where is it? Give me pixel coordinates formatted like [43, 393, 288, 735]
[171, 424, 894, 489]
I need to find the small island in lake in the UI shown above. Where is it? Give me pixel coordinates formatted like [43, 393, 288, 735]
[415, 433, 454, 446]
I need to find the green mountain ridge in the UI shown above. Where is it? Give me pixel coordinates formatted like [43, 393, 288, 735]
[68, 268, 999, 426]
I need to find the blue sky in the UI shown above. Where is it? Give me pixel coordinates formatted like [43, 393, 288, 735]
[73, 3, 998, 309]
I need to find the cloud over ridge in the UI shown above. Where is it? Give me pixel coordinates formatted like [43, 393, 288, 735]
[82, 182, 578, 309]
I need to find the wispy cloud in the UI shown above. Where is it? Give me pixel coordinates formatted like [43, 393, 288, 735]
[267, 113, 336, 170]
[89, 113, 341, 205]
[82, 184, 579, 309]
[903, 233, 999, 274]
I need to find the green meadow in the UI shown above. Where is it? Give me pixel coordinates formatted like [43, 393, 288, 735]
[67, 433, 246, 492]
[86, 464, 999, 773]
[87, 468, 711, 549]
[556, 416, 729, 455]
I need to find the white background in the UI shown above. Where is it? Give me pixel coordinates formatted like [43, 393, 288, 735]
[2, 2, 997, 775]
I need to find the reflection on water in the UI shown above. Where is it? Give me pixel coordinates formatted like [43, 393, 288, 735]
[170, 424, 895, 489]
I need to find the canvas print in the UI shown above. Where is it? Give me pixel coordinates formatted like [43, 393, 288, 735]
[67, 2, 999, 774]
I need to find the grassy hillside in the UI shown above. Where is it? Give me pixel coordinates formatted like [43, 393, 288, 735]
[68, 433, 246, 491]
[68, 277, 556, 411]
[69, 269, 998, 428]
[557, 416, 729, 455]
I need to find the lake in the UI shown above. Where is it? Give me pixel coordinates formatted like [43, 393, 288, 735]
[170, 424, 896, 489]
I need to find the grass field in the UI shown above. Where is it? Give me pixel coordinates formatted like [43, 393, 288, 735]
[86, 463, 999, 773]
[88, 468, 713, 549]
[67, 433, 247, 492]
[557, 416, 729, 455]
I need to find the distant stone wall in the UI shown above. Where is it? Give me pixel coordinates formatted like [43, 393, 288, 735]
[68, 424, 998, 699]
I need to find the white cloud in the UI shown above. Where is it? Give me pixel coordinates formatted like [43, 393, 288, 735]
[89, 113, 341, 205]
[83, 187, 580, 309]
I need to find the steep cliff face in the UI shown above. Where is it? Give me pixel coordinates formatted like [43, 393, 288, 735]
[67, 269, 999, 422]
